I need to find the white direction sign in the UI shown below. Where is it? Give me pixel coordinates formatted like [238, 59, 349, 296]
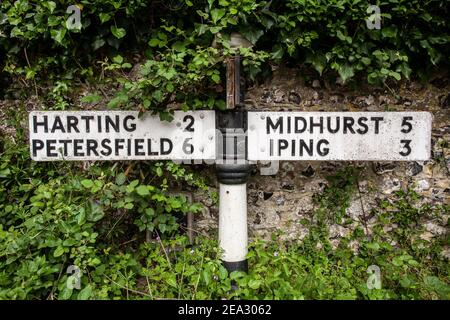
[248, 112, 432, 161]
[29, 111, 216, 161]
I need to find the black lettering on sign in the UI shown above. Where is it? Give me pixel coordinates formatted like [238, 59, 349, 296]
[101, 139, 112, 156]
[327, 117, 340, 134]
[295, 117, 307, 133]
[124, 115, 136, 132]
[106, 116, 120, 133]
[33, 115, 48, 133]
[74, 139, 84, 156]
[299, 140, 313, 157]
[400, 140, 412, 156]
[60, 140, 72, 156]
[115, 139, 125, 156]
[371, 117, 383, 134]
[135, 139, 145, 156]
[267, 117, 282, 134]
[67, 116, 79, 133]
[81, 116, 94, 133]
[51, 116, 65, 133]
[86, 140, 99, 156]
[183, 115, 195, 132]
[357, 117, 369, 134]
[161, 138, 173, 155]
[148, 139, 158, 156]
[317, 139, 330, 156]
[278, 139, 288, 156]
[97, 116, 102, 133]
[401, 117, 413, 133]
[310, 117, 324, 134]
[183, 138, 194, 155]
[46, 140, 58, 157]
[127, 139, 132, 156]
[343, 117, 355, 134]
[32, 139, 44, 157]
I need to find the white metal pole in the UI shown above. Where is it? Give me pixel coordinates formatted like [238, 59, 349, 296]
[219, 183, 248, 265]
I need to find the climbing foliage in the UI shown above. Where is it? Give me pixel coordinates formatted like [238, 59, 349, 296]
[0, 0, 449, 300]
[1, 0, 449, 106]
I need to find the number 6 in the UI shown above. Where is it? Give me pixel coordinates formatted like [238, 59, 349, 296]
[183, 138, 194, 154]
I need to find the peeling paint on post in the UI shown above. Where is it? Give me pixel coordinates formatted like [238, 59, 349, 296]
[226, 56, 243, 110]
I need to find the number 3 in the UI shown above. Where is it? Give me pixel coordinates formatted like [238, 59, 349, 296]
[400, 140, 411, 156]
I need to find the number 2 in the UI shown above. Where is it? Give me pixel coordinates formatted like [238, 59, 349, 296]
[400, 140, 411, 156]
[183, 115, 195, 132]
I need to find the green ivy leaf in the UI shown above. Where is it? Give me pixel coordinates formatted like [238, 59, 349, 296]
[210, 8, 226, 24]
[99, 13, 111, 24]
[248, 279, 263, 289]
[172, 41, 186, 52]
[337, 64, 354, 83]
[81, 94, 102, 104]
[87, 201, 105, 222]
[365, 242, 380, 251]
[111, 26, 126, 39]
[306, 53, 327, 75]
[392, 256, 404, 267]
[361, 57, 371, 66]
[45, 1, 57, 13]
[166, 276, 177, 288]
[218, 265, 228, 280]
[54, 246, 64, 257]
[382, 27, 397, 38]
[271, 46, 284, 60]
[50, 28, 67, 45]
[211, 74, 221, 84]
[107, 93, 129, 109]
[124, 202, 134, 210]
[390, 71, 401, 81]
[59, 286, 73, 300]
[240, 27, 263, 45]
[159, 111, 174, 122]
[166, 82, 175, 92]
[0, 168, 11, 178]
[78, 285, 93, 300]
[112, 55, 123, 64]
[81, 179, 94, 189]
[148, 38, 160, 47]
[115, 173, 127, 186]
[136, 185, 150, 196]
[92, 38, 106, 51]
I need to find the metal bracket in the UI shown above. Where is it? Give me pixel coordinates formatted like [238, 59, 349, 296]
[216, 109, 250, 184]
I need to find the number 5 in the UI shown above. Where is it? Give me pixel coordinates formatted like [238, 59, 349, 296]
[401, 117, 413, 133]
